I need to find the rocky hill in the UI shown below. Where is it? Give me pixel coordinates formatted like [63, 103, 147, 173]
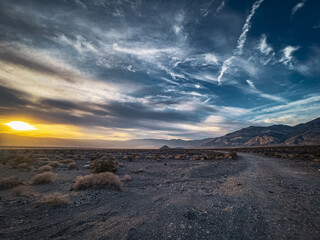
[200, 117, 320, 147]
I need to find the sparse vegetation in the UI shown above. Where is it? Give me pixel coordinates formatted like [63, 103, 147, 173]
[132, 168, 144, 174]
[90, 156, 117, 173]
[0, 176, 22, 190]
[68, 161, 77, 170]
[36, 193, 71, 208]
[0, 153, 36, 168]
[73, 172, 121, 190]
[48, 161, 59, 167]
[17, 163, 31, 169]
[31, 172, 57, 184]
[59, 159, 74, 164]
[12, 185, 37, 198]
[122, 174, 132, 182]
[38, 165, 53, 173]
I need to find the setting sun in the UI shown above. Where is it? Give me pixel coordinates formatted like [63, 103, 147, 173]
[5, 121, 37, 131]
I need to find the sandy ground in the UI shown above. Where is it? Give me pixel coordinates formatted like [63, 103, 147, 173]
[0, 150, 320, 239]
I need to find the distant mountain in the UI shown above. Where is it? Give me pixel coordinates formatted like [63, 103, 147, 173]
[159, 145, 171, 149]
[200, 117, 320, 147]
[1, 117, 319, 148]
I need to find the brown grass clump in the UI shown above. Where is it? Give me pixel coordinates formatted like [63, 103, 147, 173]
[0, 176, 22, 190]
[132, 168, 144, 174]
[68, 161, 77, 170]
[12, 185, 38, 198]
[59, 159, 74, 164]
[36, 193, 70, 208]
[17, 163, 30, 169]
[48, 161, 59, 167]
[123, 155, 134, 161]
[91, 156, 117, 173]
[1, 154, 36, 168]
[73, 172, 121, 190]
[38, 165, 53, 173]
[122, 174, 132, 182]
[31, 172, 57, 184]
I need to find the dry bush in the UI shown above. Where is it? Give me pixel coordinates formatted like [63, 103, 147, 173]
[48, 161, 59, 167]
[73, 172, 121, 190]
[132, 168, 144, 174]
[32, 172, 57, 184]
[36, 193, 70, 208]
[123, 155, 134, 161]
[59, 159, 74, 164]
[68, 161, 77, 170]
[38, 165, 53, 173]
[0, 176, 22, 190]
[91, 156, 117, 173]
[17, 163, 30, 169]
[2, 154, 36, 168]
[12, 185, 38, 198]
[122, 174, 131, 182]
[229, 152, 238, 160]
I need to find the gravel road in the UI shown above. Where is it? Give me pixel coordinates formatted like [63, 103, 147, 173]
[0, 152, 319, 239]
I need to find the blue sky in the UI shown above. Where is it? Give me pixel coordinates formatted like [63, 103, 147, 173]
[0, 0, 320, 140]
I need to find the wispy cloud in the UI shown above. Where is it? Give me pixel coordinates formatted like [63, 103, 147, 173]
[291, 0, 307, 17]
[216, 1, 225, 14]
[217, 0, 264, 84]
[257, 34, 273, 56]
[245, 79, 286, 102]
[280, 46, 300, 69]
[246, 79, 256, 89]
[217, 56, 234, 84]
[236, 0, 264, 55]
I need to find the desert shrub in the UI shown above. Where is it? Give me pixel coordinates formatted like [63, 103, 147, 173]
[31, 172, 57, 184]
[59, 159, 74, 164]
[122, 174, 131, 182]
[48, 161, 59, 167]
[90, 156, 117, 173]
[68, 161, 77, 170]
[12, 185, 37, 198]
[2, 154, 36, 168]
[0, 176, 22, 190]
[36, 193, 70, 208]
[132, 168, 144, 174]
[38, 165, 53, 173]
[123, 155, 134, 161]
[73, 172, 121, 190]
[17, 163, 30, 169]
[229, 152, 238, 160]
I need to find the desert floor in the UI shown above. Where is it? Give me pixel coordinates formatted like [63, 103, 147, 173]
[0, 149, 320, 240]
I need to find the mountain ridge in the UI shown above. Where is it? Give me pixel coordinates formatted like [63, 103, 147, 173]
[1, 117, 319, 148]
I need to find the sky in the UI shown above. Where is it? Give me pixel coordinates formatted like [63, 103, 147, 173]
[0, 0, 320, 141]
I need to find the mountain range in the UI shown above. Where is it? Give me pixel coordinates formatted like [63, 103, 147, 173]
[1, 117, 319, 148]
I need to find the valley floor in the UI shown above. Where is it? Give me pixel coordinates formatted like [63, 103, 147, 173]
[0, 150, 320, 239]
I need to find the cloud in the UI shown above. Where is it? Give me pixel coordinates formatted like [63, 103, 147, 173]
[261, 95, 320, 114]
[236, 0, 264, 54]
[246, 79, 256, 89]
[244, 79, 286, 102]
[203, 53, 219, 64]
[279, 46, 300, 69]
[217, 56, 234, 84]
[216, 1, 225, 14]
[217, 0, 264, 84]
[257, 34, 273, 55]
[292, 0, 307, 17]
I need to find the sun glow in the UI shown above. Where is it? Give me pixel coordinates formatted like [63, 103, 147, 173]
[5, 121, 37, 131]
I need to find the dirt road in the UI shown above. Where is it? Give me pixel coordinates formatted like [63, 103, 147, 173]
[1, 152, 319, 239]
